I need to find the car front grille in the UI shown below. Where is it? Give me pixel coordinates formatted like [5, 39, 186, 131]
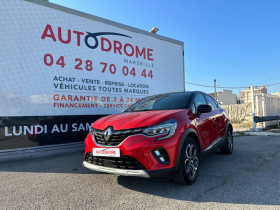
[90, 127, 143, 146]
[85, 152, 146, 170]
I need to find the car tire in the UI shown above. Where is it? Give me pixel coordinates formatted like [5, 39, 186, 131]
[173, 136, 200, 185]
[220, 127, 233, 154]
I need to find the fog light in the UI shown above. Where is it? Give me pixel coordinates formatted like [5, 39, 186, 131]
[155, 150, 161, 156]
[152, 148, 170, 164]
[159, 157, 165, 162]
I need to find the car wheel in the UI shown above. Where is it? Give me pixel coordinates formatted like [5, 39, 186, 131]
[220, 128, 233, 154]
[173, 136, 199, 185]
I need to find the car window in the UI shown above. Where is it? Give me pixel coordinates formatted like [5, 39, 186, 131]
[205, 95, 218, 110]
[125, 92, 192, 112]
[192, 94, 207, 113]
[212, 97, 219, 107]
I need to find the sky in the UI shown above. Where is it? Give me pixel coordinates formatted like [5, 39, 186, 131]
[50, 0, 280, 95]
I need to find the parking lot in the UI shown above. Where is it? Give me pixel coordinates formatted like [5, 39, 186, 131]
[0, 135, 279, 209]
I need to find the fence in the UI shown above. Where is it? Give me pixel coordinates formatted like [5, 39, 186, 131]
[221, 87, 280, 131]
[254, 93, 280, 128]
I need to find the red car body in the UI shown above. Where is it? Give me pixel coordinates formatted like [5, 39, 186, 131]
[83, 91, 233, 184]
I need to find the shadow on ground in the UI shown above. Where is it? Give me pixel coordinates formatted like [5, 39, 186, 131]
[1, 136, 280, 205]
[0, 150, 94, 174]
[117, 136, 280, 205]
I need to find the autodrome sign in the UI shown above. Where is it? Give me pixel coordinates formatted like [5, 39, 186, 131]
[0, 0, 184, 117]
[0, 0, 184, 150]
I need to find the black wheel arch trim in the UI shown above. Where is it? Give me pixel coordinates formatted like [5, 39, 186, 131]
[226, 121, 233, 137]
[175, 128, 201, 171]
[227, 122, 233, 132]
[222, 121, 233, 146]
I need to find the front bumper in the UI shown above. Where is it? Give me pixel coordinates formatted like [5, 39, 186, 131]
[83, 161, 149, 177]
[84, 133, 179, 171]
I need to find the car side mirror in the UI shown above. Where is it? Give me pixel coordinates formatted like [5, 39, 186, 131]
[196, 104, 212, 117]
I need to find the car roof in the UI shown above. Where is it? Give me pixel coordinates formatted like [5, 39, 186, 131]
[151, 91, 208, 97]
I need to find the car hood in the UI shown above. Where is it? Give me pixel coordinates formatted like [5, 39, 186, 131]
[92, 109, 187, 130]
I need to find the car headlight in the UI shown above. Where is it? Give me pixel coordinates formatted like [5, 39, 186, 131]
[143, 119, 177, 140]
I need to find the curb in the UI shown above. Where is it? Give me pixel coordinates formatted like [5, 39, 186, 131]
[233, 131, 280, 136]
[244, 132, 280, 136]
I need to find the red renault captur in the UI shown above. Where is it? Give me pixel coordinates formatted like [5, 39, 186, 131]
[83, 91, 233, 185]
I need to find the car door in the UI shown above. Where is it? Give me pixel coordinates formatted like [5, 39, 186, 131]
[191, 93, 216, 150]
[204, 94, 221, 141]
[206, 96, 227, 139]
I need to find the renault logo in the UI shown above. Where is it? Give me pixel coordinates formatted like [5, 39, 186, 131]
[103, 127, 113, 142]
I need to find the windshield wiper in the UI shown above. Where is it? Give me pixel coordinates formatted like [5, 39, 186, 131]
[127, 109, 152, 112]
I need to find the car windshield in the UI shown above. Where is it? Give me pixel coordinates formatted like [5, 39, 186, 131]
[125, 92, 192, 112]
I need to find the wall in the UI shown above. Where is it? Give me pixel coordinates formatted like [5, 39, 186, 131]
[221, 103, 252, 131]
[222, 94, 280, 130]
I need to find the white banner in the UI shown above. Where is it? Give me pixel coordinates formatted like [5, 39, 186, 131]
[0, 0, 184, 116]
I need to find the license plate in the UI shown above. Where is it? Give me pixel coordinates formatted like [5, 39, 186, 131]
[92, 148, 120, 157]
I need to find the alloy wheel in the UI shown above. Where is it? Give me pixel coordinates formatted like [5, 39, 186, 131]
[185, 144, 198, 180]
[227, 130, 233, 151]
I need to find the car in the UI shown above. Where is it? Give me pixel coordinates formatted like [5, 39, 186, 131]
[83, 91, 233, 185]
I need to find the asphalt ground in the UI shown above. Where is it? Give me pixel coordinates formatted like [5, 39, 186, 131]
[0, 135, 280, 210]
